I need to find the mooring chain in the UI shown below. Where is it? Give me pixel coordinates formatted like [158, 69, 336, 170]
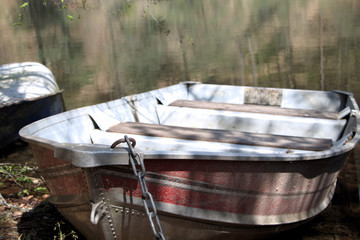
[111, 135, 166, 240]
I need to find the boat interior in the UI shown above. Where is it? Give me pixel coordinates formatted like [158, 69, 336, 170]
[25, 83, 358, 156]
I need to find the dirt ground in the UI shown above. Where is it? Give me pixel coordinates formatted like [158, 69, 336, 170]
[0, 141, 359, 240]
[0, 142, 86, 240]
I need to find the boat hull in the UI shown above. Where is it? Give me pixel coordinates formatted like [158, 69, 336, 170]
[0, 93, 63, 148]
[30, 143, 348, 239]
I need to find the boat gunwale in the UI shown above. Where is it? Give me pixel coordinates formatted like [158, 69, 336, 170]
[0, 90, 63, 108]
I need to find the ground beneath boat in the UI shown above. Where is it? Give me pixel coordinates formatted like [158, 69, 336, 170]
[0, 141, 359, 240]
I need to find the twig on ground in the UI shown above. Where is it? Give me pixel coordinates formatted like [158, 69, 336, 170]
[0, 166, 24, 188]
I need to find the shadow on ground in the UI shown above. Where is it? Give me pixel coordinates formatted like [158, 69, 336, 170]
[17, 201, 86, 240]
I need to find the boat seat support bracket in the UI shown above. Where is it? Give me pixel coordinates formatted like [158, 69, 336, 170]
[90, 201, 105, 225]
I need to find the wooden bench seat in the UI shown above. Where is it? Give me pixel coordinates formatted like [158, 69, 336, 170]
[169, 100, 339, 120]
[107, 122, 333, 151]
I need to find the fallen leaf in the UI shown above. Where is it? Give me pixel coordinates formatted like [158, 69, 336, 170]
[12, 211, 23, 218]
[22, 195, 34, 202]
[42, 194, 50, 199]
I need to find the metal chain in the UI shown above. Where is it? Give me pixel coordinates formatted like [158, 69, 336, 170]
[111, 135, 166, 240]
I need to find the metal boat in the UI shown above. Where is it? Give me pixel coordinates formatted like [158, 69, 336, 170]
[0, 62, 63, 148]
[20, 82, 360, 239]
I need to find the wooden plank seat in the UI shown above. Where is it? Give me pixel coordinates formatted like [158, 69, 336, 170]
[169, 100, 340, 120]
[107, 122, 333, 151]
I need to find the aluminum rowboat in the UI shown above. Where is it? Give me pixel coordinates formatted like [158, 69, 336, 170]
[20, 82, 360, 239]
[0, 62, 63, 148]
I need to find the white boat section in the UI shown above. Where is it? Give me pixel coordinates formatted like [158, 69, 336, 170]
[0, 62, 60, 107]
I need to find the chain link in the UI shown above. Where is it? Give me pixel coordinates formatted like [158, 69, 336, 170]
[111, 135, 166, 240]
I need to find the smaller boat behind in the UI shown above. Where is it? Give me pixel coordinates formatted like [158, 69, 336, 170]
[0, 62, 63, 148]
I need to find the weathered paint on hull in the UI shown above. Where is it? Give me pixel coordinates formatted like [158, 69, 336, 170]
[30, 144, 349, 239]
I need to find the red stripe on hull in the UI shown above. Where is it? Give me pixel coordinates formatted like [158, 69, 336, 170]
[102, 173, 333, 215]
